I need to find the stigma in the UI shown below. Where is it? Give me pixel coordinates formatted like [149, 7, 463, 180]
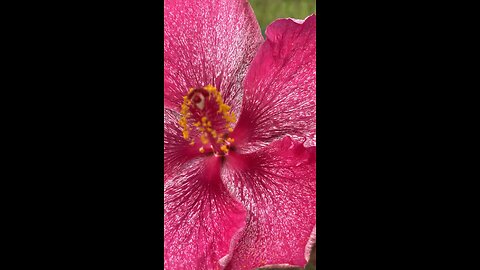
[178, 85, 236, 156]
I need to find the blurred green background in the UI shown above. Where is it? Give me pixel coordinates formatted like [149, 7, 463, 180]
[249, 1, 317, 267]
[249, 0, 316, 36]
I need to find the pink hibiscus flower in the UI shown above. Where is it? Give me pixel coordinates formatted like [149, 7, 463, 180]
[164, 0, 316, 269]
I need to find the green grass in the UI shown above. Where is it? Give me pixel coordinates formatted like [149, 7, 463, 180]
[249, 0, 316, 36]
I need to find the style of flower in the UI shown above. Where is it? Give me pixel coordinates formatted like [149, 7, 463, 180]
[164, 0, 316, 269]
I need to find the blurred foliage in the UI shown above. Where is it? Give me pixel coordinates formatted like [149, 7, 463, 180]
[249, 2, 317, 268]
[249, 0, 316, 36]
[305, 244, 316, 269]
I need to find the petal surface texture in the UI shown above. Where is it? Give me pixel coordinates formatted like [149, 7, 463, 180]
[164, 108, 202, 182]
[164, 0, 264, 117]
[164, 157, 247, 270]
[222, 137, 316, 269]
[232, 15, 317, 153]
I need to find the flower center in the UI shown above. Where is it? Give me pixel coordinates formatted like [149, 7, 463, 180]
[178, 85, 236, 156]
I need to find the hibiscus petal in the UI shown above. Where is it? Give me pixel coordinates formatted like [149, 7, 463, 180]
[221, 137, 316, 269]
[305, 226, 316, 262]
[164, 157, 247, 270]
[164, 0, 264, 116]
[231, 15, 317, 153]
[164, 108, 203, 182]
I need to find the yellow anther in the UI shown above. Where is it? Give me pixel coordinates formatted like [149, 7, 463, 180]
[220, 145, 229, 153]
[200, 133, 209, 145]
[218, 104, 231, 113]
[199, 147, 205, 153]
[179, 121, 186, 128]
[180, 85, 235, 150]
[203, 84, 217, 94]
[179, 90, 194, 142]
[222, 111, 236, 123]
